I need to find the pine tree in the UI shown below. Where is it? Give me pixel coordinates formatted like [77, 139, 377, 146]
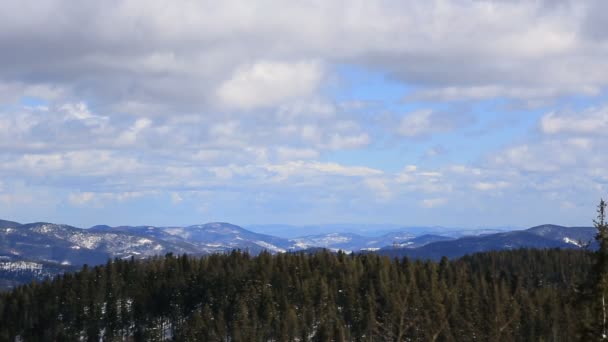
[592, 198, 608, 340]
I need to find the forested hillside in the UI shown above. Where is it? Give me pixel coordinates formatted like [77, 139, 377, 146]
[0, 249, 596, 341]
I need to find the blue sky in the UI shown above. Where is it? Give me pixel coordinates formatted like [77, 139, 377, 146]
[0, 1, 607, 229]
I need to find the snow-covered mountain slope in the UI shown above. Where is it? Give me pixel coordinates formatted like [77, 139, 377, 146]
[0, 218, 597, 279]
[0, 257, 76, 290]
[289, 231, 452, 251]
[162, 222, 293, 253]
[0, 220, 20, 229]
[290, 233, 370, 251]
[526, 224, 596, 246]
[0, 222, 200, 266]
[89, 225, 199, 247]
[378, 226, 595, 260]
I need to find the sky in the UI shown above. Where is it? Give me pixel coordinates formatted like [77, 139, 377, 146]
[0, 0, 607, 228]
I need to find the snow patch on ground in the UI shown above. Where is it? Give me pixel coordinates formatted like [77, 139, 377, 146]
[163, 227, 188, 238]
[67, 233, 103, 249]
[563, 237, 582, 247]
[137, 238, 153, 245]
[0, 261, 43, 271]
[254, 241, 286, 253]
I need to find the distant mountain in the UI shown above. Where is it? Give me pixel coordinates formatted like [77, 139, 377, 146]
[0, 259, 76, 290]
[291, 233, 371, 251]
[0, 220, 21, 229]
[387, 234, 454, 248]
[0, 222, 201, 266]
[290, 231, 453, 251]
[526, 224, 595, 246]
[0, 221, 297, 265]
[378, 225, 595, 260]
[161, 222, 293, 253]
[0, 220, 303, 288]
[0, 218, 598, 289]
[89, 225, 196, 246]
[246, 224, 407, 238]
[247, 223, 518, 239]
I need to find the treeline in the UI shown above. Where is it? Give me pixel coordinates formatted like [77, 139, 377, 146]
[0, 249, 596, 341]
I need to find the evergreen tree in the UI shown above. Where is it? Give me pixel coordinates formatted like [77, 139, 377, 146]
[0, 248, 598, 340]
[590, 198, 608, 340]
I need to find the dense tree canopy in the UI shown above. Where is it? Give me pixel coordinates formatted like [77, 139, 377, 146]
[0, 248, 595, 341]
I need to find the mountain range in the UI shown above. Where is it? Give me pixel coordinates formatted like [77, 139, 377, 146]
[0, 219, 597, 288]
[378, 224, 596, 260]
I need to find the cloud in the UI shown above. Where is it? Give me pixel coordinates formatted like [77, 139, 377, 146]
[541, 107, 608, 134]
[473, 181, 510, 191]
[1, 1, 608, 226]
[0, 0, 607, 112]
[398, 109, 472, 138]
[410, 85, 601, 102]
[265, 161, 383, 181]
[217, 60, 323, 109]
[489, 135, 602, 174]
[68, 191, 148, 207]
[68, 192, 96, 206]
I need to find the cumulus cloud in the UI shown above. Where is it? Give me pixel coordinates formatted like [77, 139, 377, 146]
[0, 1, 607, 110]
[217, 60, 323, 109]
[1, 1, 608, 225]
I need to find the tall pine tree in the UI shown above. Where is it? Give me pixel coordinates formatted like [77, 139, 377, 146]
[591, 199, 608, 340]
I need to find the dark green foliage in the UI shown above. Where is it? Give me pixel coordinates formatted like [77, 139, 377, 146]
[581, 199, 608, 341]
[0, 249, 594, 341]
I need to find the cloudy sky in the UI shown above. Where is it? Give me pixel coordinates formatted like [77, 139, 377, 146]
[1, 0, 607, 228]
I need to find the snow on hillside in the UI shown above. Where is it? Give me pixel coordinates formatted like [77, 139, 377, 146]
[290, 233, 358, 249]
[0, 261, 43, 271]
[563, 237, 582, 247]
[254, 241, 286, 253]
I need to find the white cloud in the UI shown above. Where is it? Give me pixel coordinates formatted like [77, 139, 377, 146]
[217, 60, 323, 109]
[265, 161, 383, 181]
[0, 1, 606, 112]
[473, 181, 510, 191]
[60, 102, 106, 123]
[116, 118, 152, 146]
[1, 1, 608, 225]
[541, 107, 608, 134]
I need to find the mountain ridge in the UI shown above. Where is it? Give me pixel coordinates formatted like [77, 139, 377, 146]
[0, 218, 597, 288]
[378, 224, 595, 260]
